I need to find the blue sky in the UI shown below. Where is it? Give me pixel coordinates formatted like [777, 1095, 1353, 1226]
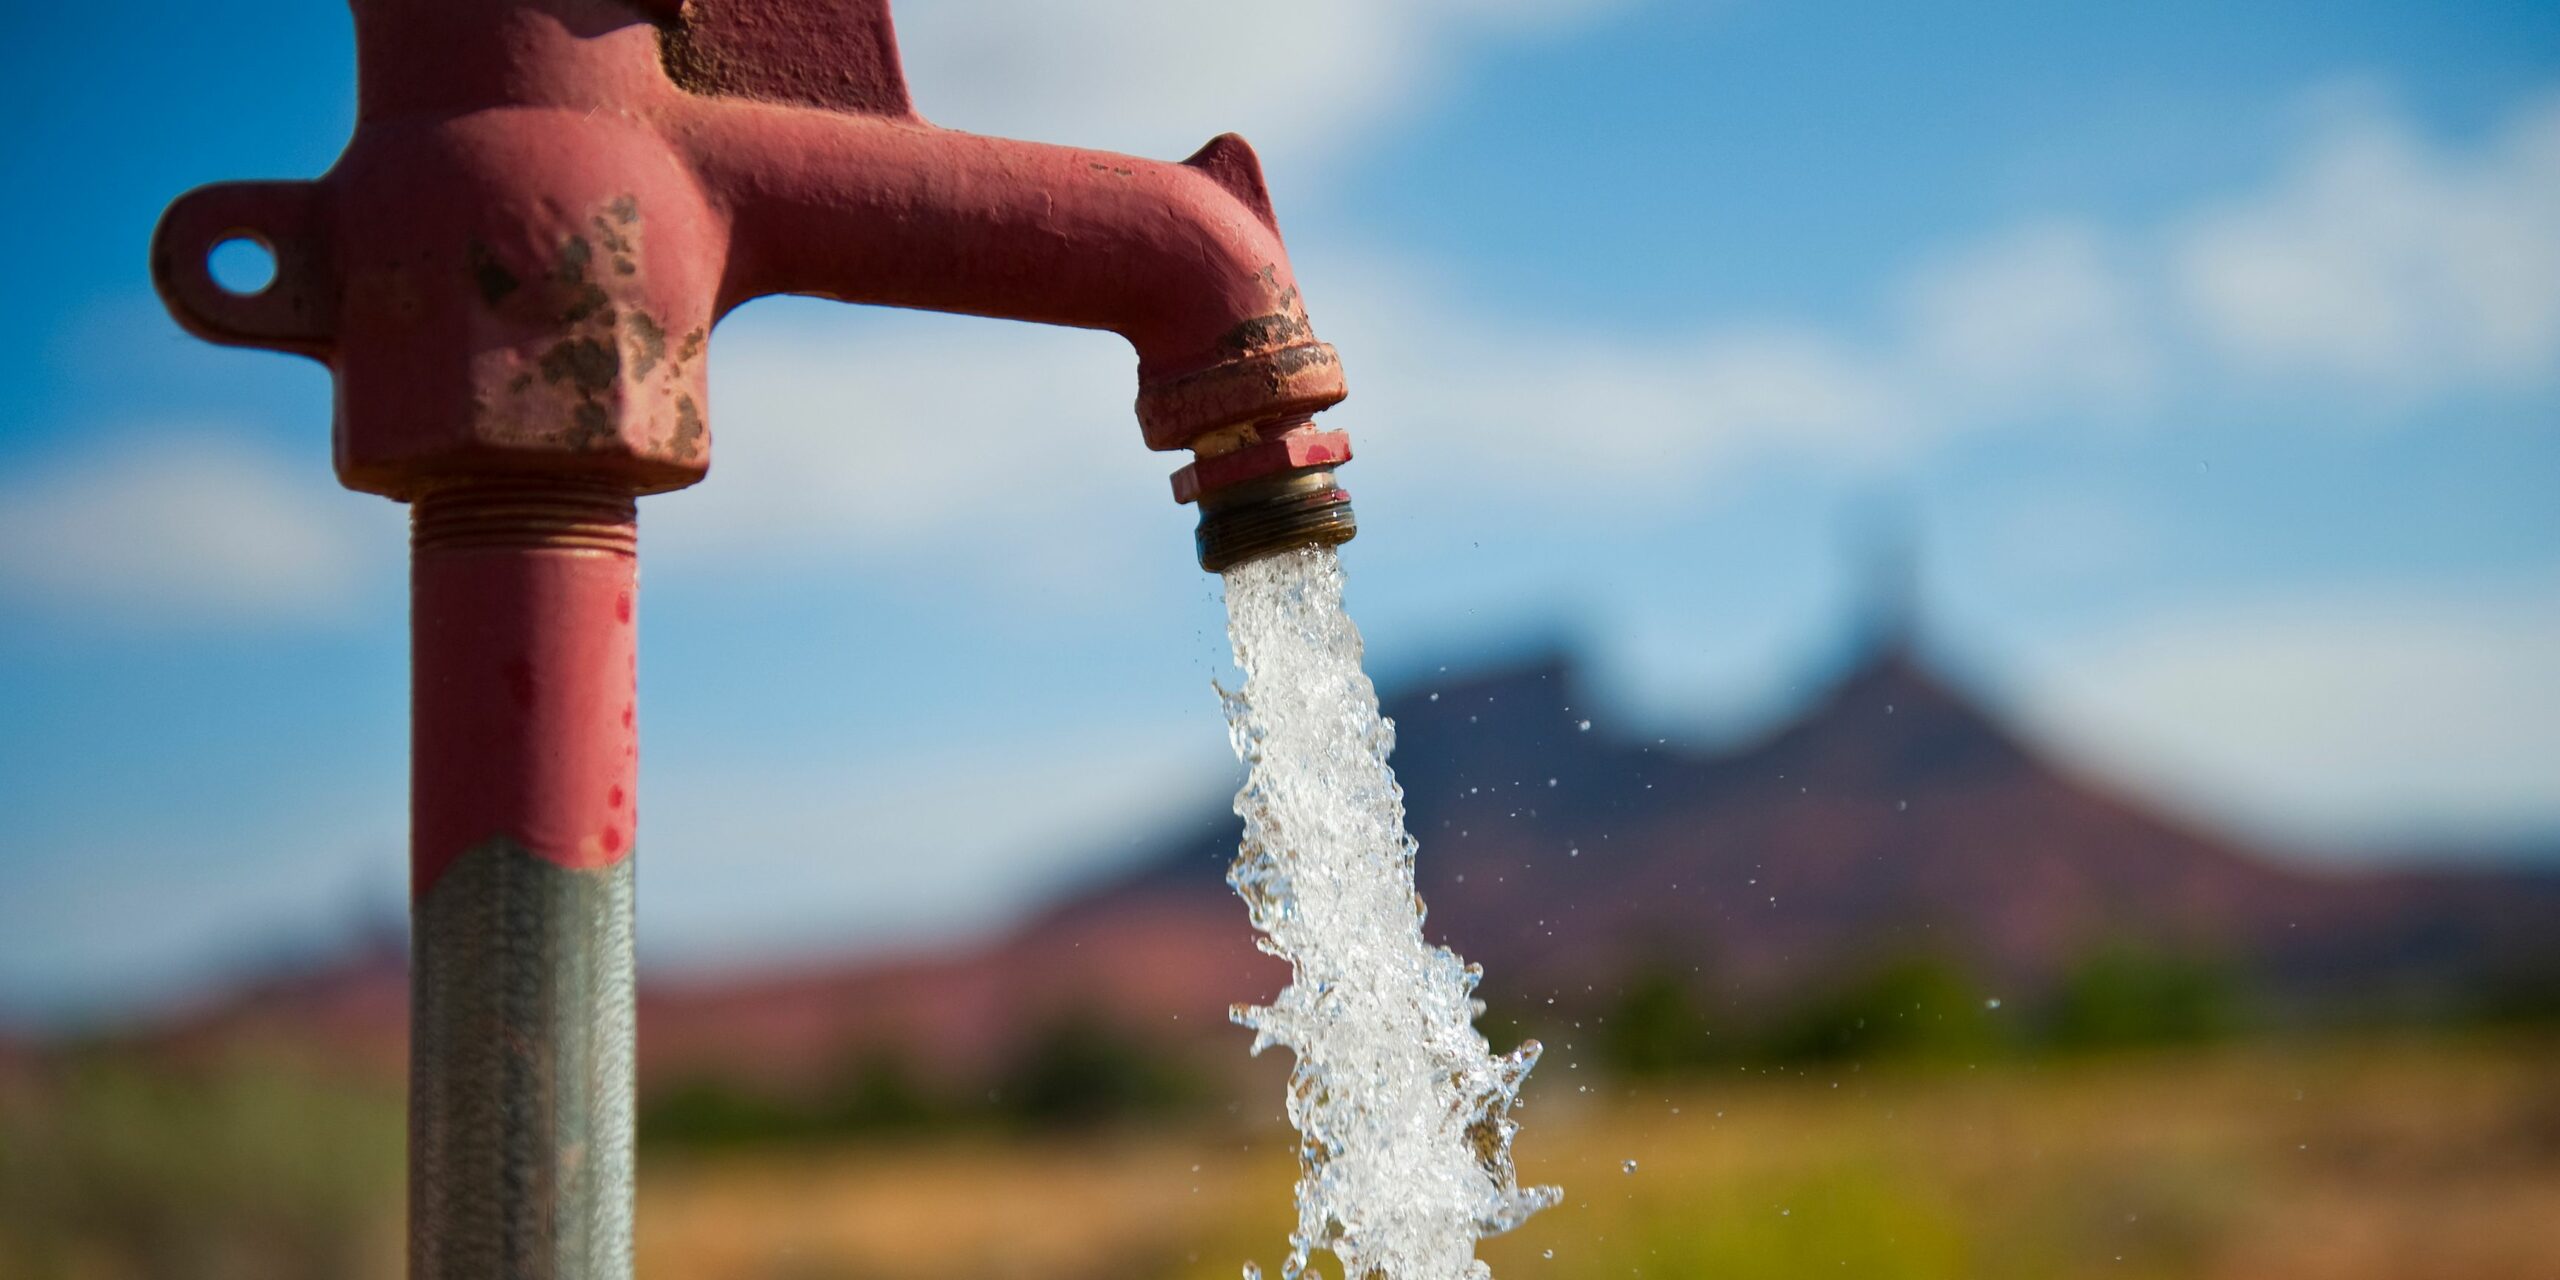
[3, 0, 2555, 1017]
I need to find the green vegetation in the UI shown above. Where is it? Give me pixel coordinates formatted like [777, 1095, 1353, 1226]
[996, 1012, 1205, 1130]
[2465, 959, 2560, 1026]
[1588, 1166, 1974, 1280]
[1594, 966, 1719, 1075]
[640, 1013, 1207, 1150]
[1762, 956, 2011, 1064]
[2043, 943, 2244, 1051]
[1572, 946, 2257, 1077]
[0, 1045, 402, 1280]
[644, 1051, 943, 1150]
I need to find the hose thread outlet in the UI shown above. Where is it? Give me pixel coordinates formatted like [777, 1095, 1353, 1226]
[1194, 467, 1356, 573]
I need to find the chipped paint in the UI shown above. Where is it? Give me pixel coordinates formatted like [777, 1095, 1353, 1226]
[627, 312, 666, 379]
[457, 194, 715, 473]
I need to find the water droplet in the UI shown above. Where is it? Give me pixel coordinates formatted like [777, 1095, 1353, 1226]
[1542, 1249, 1554, 1259]
[1576, 719, 1592, 732]
[1568, 847, 1580, 858]
[1429, 692, 1440, 701]
[1546, 777, 1559, 787]
[1243, 1264, 1262, 1280]
[1896, 799, 1909, 812]
[1984, 997, 2002, 1010]
[1621, 1159, 1638, 1174]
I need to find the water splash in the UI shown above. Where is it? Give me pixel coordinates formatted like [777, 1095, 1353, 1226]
[1219, 546, 1559, 1280]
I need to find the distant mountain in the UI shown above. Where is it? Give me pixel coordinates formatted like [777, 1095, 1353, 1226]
[139, 929, 410, 1078]
[636, 633, 2560, 1090]
[87, 635, 2560, 1092]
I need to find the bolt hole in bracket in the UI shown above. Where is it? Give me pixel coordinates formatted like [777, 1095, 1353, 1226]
[149, 179, 334, 358]
[208, 237, 277, 295]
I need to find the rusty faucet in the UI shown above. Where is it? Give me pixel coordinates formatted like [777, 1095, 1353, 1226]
[150, 0, 1356, 1275]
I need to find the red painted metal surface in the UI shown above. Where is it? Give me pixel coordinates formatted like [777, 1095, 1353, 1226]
[151, 0, 1349, 504]
[410, 481, 639, 895]
[1170, 424, 1353, 506]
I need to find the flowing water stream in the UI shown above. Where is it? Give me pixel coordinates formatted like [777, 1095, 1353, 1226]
[1219, 546, 1558, 1280]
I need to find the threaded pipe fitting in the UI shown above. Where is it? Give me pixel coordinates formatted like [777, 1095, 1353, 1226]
[1194, 466, 1356, 573]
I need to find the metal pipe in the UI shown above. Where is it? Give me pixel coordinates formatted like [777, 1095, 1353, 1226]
[409, 481, 639, 1280]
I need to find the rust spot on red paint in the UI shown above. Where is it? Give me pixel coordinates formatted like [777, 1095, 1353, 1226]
[669, 393, 705, 458]
[601, 825, 625, 855]
[608, 784, 626, 809]
[1214, 309, 1312, 358]
[628, 310, 666, 377]
[616, 590, 633, 623]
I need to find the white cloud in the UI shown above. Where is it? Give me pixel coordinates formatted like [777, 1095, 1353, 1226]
[892, 0, 1630, 177]
[1263, 223, 2144, 512]
[1963, 488, 2163, 588]
[0, 789, 402, 1017]
[1896, 221, 2157, 414]
[0, 433, 395, 622]
[1330, 87, 2560, 509]
[2009, 583, 2560, 852]
[639, 721, 1227, 970]
[1332, 289, 1909, 493]
[656, 303, 1154, 580]
[2173, 91, 2560, 393]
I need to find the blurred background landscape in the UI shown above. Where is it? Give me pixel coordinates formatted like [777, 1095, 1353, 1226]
[3, 0, 2556, 1277]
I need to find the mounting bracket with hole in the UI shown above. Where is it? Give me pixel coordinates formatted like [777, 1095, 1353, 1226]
[150, 180, 333, 357]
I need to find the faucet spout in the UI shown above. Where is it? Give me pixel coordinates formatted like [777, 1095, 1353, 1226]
[687, 111, 1346, 452]
[655, 0, 1359, 569]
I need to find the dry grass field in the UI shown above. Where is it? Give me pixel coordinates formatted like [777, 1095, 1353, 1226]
[7, 1034, 2555, 1279]
[634, 1035, 2560, 1280]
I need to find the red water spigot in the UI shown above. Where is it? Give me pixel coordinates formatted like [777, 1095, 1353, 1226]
[149, 0, 1350, 503]
[149, 7, 1358, 1270]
